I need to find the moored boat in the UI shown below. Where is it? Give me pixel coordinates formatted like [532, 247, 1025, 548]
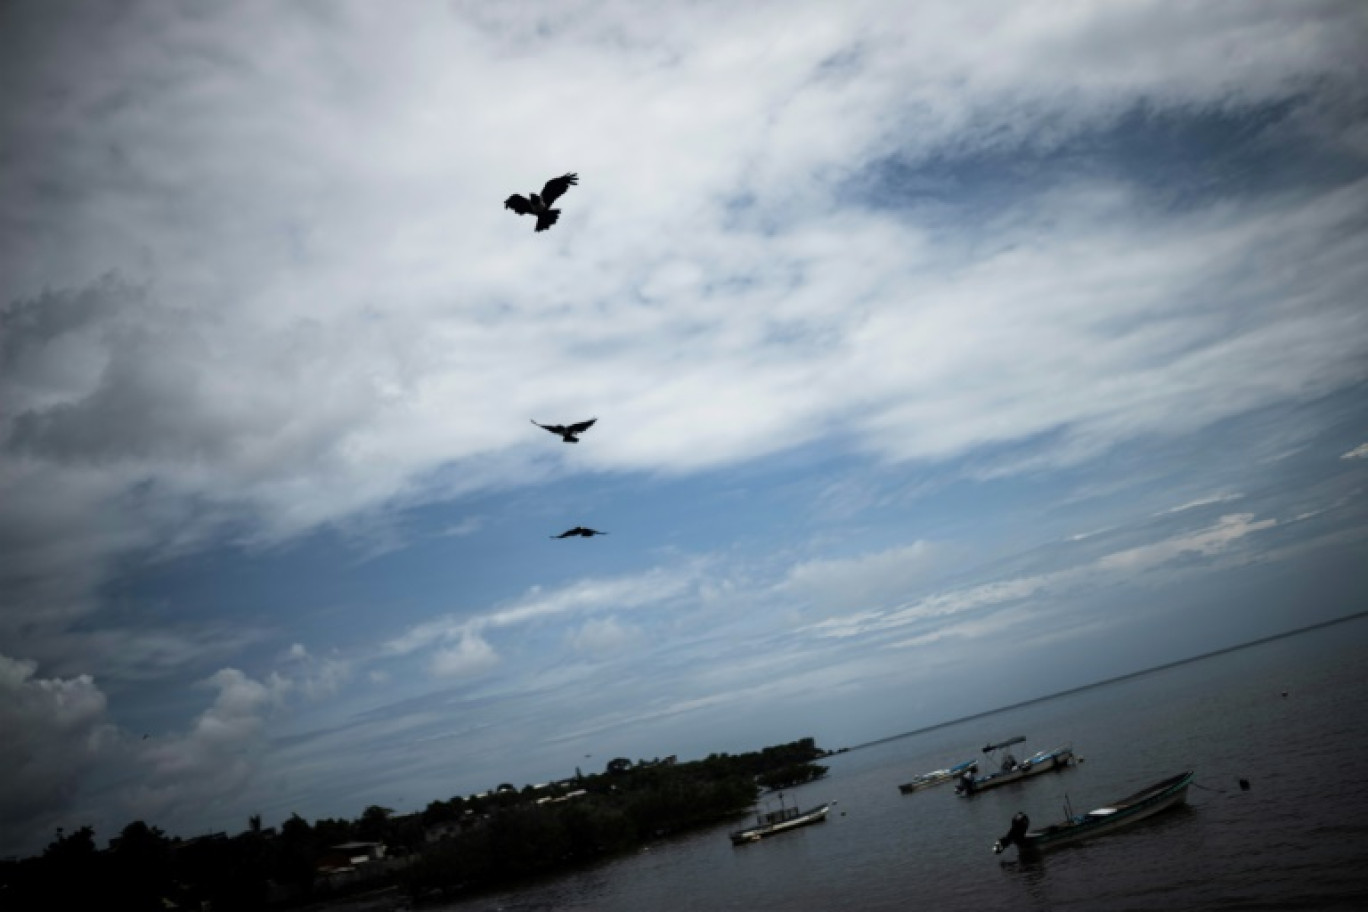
[898, 758, 978, 794]
[957, 739, 1074, 795]
[730, 795, 835, 845]
[993, 770, 1194, 854]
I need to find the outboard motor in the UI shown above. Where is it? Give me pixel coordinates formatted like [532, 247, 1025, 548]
[993, 812, 1030, 854]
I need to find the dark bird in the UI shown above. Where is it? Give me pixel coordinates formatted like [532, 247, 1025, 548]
[1239, 778, 1251, 791]
[505, 172, 578, 231]
[532, 417, 596, 443]
[551, 527, 608, 539]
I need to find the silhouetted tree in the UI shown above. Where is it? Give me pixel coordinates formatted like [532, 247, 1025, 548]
[356, 805, 393, 843]
[273, 812, 317, 891]
[422, 799, 455, 827]
[107, 820, 173, 910]
[38, 825, 101, 911]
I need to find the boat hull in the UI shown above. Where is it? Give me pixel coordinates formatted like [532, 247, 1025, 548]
[960, 746, 1073, 794]
[1002, 770, 1194, 854]
[730, 803, 833, 845]
[898, 760, 977, 794]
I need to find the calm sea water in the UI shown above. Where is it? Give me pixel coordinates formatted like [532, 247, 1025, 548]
[391, 616, 1368, 911]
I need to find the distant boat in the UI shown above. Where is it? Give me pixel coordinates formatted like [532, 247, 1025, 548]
[957, 738, 1074, 795]
[730, 794, 834, 845]
[993, 770, 1194, 854]
[898, 758, 979, 794]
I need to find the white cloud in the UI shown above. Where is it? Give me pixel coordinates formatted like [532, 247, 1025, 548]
[1155, 493, 1243, 515]
[282, 643, 353, 699]
[439, 516, 484, 537]
[430, 632, 500, 679]
[383, 564, 704, 668]
[27, 623, 268, 684]
[0, 654, 115, 856]
[885, 606, 1038, 650]
[0, 648, 361, 855]
[114, 667, 277, 840]
[140, 670, 273, 779]
[782, 541, 941, 615]
[566, 616, 643, 656]
[806, 511, 1282, 642]
[1095, 513, 1277, 574]
[483, 569, 699, 630]
[1342, 443, 1368, 460]
[835, 574, 1054, 639]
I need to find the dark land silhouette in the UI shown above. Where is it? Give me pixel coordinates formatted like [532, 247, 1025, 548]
[0, 738, 828, 910]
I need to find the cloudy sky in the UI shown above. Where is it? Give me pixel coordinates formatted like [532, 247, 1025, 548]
[2, 0, 1366, 857]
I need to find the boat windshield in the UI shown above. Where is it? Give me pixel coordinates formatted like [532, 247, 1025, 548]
[760, 806, 801, 825]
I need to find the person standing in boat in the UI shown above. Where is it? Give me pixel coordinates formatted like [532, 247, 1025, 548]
[1001, 752, 1018, 773]
[993, 813, 1030, 854]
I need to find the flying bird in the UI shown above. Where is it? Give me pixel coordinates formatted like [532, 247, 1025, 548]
[532, 417, 596, 443]
[551, 527, 608, 539]
[505, 172, 578, 231]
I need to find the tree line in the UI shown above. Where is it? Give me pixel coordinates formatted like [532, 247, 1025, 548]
[0, 738, 829, 910]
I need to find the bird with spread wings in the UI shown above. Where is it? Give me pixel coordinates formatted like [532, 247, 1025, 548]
[532, 417, 596, 443]
[551, 527, 608, 539]
[505, 172, 579, 232]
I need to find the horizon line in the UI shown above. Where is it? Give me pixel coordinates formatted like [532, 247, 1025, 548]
[843, 609, 1368, 754]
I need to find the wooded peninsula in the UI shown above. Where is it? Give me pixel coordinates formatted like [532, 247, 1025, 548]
[0, 738, 832, 910]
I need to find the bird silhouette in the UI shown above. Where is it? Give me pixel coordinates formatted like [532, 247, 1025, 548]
[505, 173, 578, 231]
[532, 417, 596, 443]
[551, 527, 608, 539]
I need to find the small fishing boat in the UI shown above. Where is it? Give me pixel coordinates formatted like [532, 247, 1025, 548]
[729, 794, 835, 845]
[957, 738, 1074, 794]
[898, 758, 978, 794]
[993, 770, 1194, 854]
